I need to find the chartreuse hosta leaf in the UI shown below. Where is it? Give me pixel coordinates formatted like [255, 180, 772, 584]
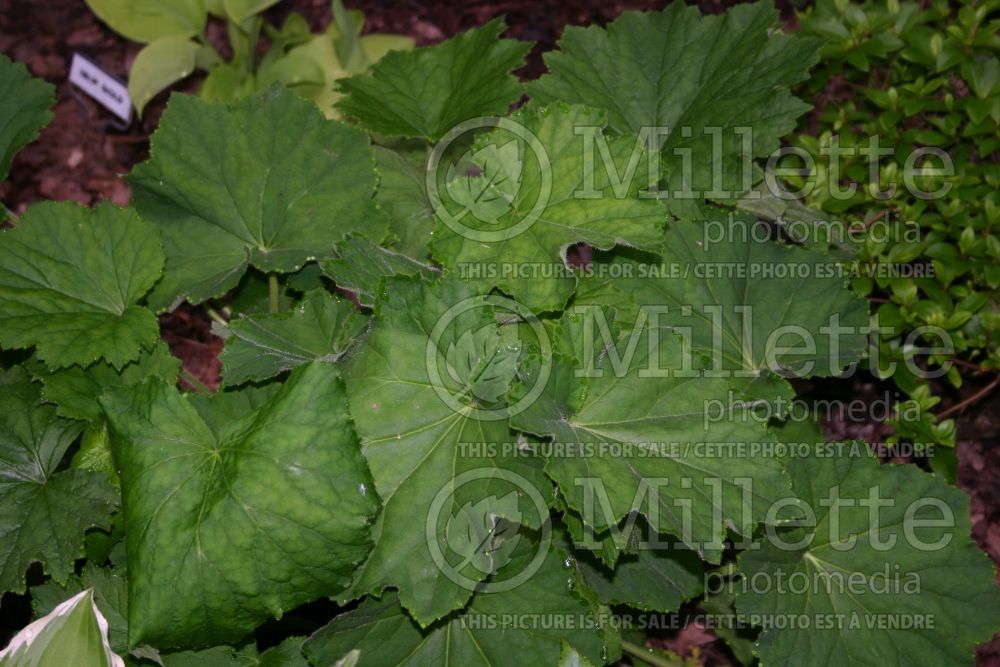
[0, 589, 124, 667]
[130, 88, 386, 311]
[529, 1, 820, 200]
[218, 289, 368, 386]
[84, 0, 206, 42]
[601, 213, 869, 377]
[303, 537, 614, 666]
[129, 36, 202, 116]
[0, 202, 164, 369]
[100, 363, 379, 648]
[0, 367, 117, 596]
[320, 235, 438, 307]
[31, 565, 309, 666]
[336, 18, 532, 140]
[430, 104, 666, 313]
[222, 0, 281, 25]
[511, 309, 794, 562]
[0, 55, 54, 188]
[736, 451, 1000, 666]
[343, 276, 551, 626]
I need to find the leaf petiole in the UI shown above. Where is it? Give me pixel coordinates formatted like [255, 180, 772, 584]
[179, 367, 210, 394]
[268, 273, 279, 314]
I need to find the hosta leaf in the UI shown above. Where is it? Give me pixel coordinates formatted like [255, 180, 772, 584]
[0, 368, 117, 595]
[303, 538, 614, 666]
[529, 1, 820, 199]
[0, 55, 54, 187]
[84, 0, 206, 42]
[604, 214, 869, 377]
[511, 311, 793, 562]
[320, 236, 438, 308]
[130, 88, 385, 311]
[129, 36, 201, 116]
[430, 104, 666, 313]
[33, 565, 307, 667]
[342, 277, 550, 625]
[31, 565, 130, 656]
[0, 589, 124, 667]
[218, 289, 368, 386]
[30, 342, 180, 423]
[223, 0, 281, 25]
[736, 450, 1000, 666]
[336, 18, 532, 140]
[100, 363, 379, 649]
[0, 202, 163, 369]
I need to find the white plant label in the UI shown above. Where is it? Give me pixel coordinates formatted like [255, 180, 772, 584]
[69, 53, 132, 123]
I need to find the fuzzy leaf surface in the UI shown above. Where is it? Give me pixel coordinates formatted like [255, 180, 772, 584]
[529, 1, 820, 198]
[511, 311, 793, 561]
[30, 342, 179, 423]
[605, 216, 869, 377]
[320, 236, 437, 308]
[130, 89, 384, 310]
[0, 368, 117, 595]
[430, 105, 666, 313]
[303, 539, 613, 666]
[219, 290, 368, 385]
[101, 363, 378, 649]
[737, 450, 1000, 666]
[0, 54, 54, 186]
[342, 277, 549, 625]
[336, 19, 531, 140]
[0, 202, 163, 368]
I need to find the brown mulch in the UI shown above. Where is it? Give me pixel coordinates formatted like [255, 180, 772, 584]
[1, 0, 999, 664]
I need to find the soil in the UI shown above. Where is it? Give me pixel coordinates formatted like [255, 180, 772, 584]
[1, 0, 998, 664]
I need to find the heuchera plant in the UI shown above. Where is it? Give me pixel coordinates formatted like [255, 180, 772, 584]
[0, 3, 999, 666]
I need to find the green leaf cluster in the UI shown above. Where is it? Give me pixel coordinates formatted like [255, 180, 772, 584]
[84, 0, 415, 116]
[785, 0, 1000, 453]
[1, 4, 999, 666]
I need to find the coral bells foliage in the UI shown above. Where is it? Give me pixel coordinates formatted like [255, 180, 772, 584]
[0, 3, 998, 666]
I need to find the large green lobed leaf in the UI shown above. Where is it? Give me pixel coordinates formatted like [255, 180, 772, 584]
[130, 88, 386, 311]
[101, 363, 379, 648]
[336, 18, 532, 140]
[0, 55, 54, 189]
[304, 537, 614, 666]
[430, 104, 667, 313]
[0, 368, 118, 596]
[529, 1, 820, 200]
[599, 213, 870, 377]
[342, 276, 551, 625]
[0, 202, 164, 369]
[511, 312, 794, 562]
[737, 451, 1000, 665]
[218, 289, 368, 386]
